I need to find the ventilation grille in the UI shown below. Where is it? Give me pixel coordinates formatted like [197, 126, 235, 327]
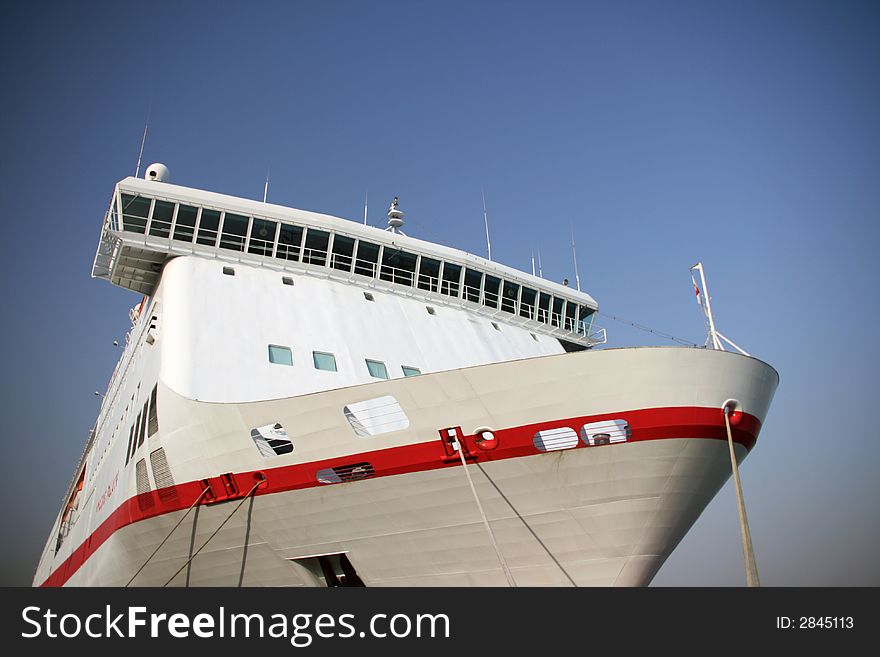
[533, 427, 579, 452]
[150, 447, 179, 503]
[135, 458, 155, 511]
[135, 459, 151, 495]
[343, 396, 409, 437]
[580, 419, 630, 446]
[317, 462, 375, 484]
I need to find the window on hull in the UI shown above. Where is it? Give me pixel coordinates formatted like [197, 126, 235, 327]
[268, 344, 293, 366]
[250, 422, 293, 457]
[313, 351, 338, 372]
[365, 359, 389, 379]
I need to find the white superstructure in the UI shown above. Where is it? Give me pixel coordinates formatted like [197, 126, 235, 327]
[34, 167, 777, 587]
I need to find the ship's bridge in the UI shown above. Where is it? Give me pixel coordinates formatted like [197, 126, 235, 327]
[93, 176, 605, 348]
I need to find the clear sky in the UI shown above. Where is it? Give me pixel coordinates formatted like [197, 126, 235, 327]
[1, 0, 877, 586]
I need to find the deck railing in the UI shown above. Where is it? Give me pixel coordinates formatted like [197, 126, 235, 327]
[112, 208, 602, 343]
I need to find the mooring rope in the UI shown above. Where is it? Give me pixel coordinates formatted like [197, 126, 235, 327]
[125, 485, 211, 587]
[475, 462, 577, 587]
[454, 440, 516, 587]
[724, 406, 760, 587]
[162, 478, 264, 587]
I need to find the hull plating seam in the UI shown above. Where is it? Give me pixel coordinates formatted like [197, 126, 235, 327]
[41, 405, 760, 587]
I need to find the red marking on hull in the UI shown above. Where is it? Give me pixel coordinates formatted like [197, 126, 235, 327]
[40, 406, 761, 587]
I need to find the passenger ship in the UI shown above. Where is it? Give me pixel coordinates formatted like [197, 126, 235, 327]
[34, 163, 778, 587]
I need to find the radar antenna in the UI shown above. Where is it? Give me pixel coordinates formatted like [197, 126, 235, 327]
[386, 197, 406, 235]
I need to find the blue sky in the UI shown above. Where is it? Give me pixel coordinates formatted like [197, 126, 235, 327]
[1, 0, 877, 586]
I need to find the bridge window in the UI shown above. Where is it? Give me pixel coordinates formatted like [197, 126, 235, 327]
[219, 212, 248, 251]
[121, 194, 151, 233]
[483, 275, 500, 309]
[268, 344, 293, 366]
[417, 256, 441, 292]
[464, 268, 483, 302]
[354, 241, 380, 277]
[172, 204, 198, 242]
[331, 235, 355, 272]
[313, 351, 338, 372]
[365, 359, 389, 379]
[277, 224, 304, 261]
[537, 292, 552, 324]
[440, 262, 462, 297]
[149, 200, 175, 238]
[381, 248, 417, 286]
[564, 300, 578, 332]
[579, 306, 595, 335]
[197, 209, 221, 246]
[248, 218, 277, 257]
[551, 296, 565, 327]
[401, 365, 421, 377]
[501, 280, 519, 314]
[520, 287, 537, 320]
[303, 228, 329, 265]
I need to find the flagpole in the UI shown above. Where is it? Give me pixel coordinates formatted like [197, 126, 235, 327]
[691, 262, 722, 350]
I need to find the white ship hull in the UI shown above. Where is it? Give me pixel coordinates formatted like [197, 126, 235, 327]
[38, 346, 777, 587]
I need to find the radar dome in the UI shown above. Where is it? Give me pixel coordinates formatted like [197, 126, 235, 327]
[144, 163, 169, 182]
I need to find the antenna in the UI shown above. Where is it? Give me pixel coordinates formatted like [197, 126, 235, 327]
[134, 111, 150, 178]
[531, 251, 536, 276]
[570, 224, 581, 292]
[386, 196, 405, 234]
[481, 185, 492, 261]
[363, 191, 369, 225]
[262, 165, 270, 203]
[537, 246, 544, 278]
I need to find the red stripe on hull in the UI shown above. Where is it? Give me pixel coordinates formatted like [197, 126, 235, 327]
[40, 406, 761, 587]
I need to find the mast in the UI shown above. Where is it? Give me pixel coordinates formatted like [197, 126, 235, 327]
[481, 185, 492, 261]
